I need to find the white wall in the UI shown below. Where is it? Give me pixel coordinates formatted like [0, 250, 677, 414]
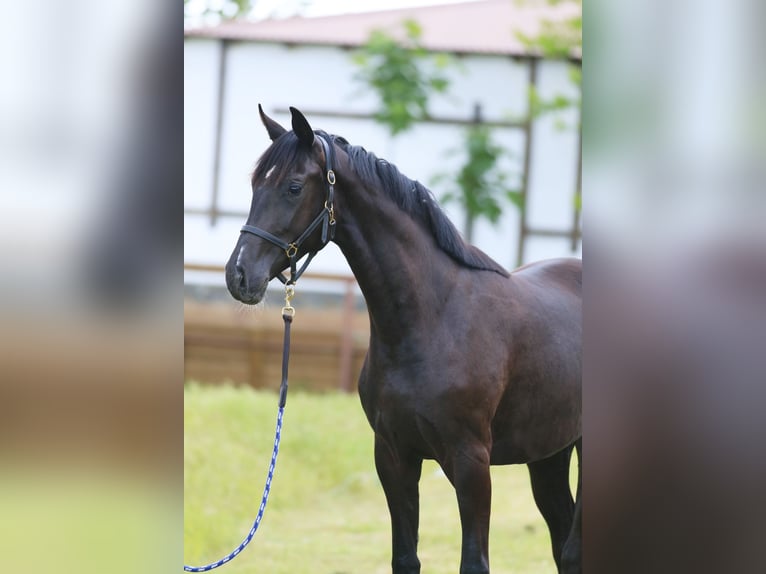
[184, 39, 581, 289]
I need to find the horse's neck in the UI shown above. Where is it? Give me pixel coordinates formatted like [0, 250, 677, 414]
[335, 188, 457, 344]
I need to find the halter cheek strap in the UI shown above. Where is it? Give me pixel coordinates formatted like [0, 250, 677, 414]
[239, 132, 337, 285]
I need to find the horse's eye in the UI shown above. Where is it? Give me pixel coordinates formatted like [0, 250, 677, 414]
[287, 182, 302, 196]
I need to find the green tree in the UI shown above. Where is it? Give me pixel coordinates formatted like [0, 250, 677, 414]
[353, 21, 521, 242]
[434, 116, 523, 243]
[351, 20, 451, 136]
[516, 0, 582, 212]
[516, 0, 582, 125]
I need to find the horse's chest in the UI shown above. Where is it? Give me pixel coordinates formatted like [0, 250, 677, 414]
[359, 367, 417, 413]
[358, 364, 426, 434]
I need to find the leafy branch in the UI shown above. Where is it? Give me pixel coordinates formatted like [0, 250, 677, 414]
[351, 20, 451, 136]
[434, 119, 522, 243]
[516, 12, 581, 60]
[516, 0, 581, 124]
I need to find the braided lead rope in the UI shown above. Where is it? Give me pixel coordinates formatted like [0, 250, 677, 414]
[184, 406, 284, 572]
[185, 290, 295, 571]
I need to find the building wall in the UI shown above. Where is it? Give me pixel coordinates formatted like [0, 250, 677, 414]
[184, 38, 581, 291]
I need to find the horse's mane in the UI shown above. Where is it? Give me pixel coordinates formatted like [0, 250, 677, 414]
[335, 135, 509, 277]
[252, 130, 509, 277]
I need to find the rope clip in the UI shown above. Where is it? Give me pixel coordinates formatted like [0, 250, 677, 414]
[282, 284, 296, 318]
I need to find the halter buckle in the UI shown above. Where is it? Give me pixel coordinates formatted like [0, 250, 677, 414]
[327, 170, 336, 185]
[285, 243, 298, 258]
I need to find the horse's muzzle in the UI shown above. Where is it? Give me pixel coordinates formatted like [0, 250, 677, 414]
[225, 263, 268, 305]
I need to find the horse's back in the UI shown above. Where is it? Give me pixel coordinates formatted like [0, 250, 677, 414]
[508, 257, 582, 367]
[512, 257, 581, 297]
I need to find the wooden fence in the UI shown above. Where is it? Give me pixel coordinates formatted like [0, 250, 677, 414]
[184, 265, 369, 392]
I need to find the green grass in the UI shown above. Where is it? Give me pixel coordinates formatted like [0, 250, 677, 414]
[185, 384, 572, 573]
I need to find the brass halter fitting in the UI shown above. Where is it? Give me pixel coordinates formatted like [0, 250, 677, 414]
[282, 284, 296, 318]
[285, 243, 298, 259]
[324, 201, 336, 226]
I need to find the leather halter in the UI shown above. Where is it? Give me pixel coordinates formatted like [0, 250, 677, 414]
[239, 132, 337, 285]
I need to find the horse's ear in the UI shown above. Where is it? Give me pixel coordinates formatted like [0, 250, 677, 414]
[259, 104, 287, 141]
[290, 106, 314, 148]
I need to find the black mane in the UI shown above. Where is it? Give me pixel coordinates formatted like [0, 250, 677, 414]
[252, 130, 509, 277]
[335, 136, 509, 277]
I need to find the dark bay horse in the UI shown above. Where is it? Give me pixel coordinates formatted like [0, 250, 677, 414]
[226, 106, 582, 574]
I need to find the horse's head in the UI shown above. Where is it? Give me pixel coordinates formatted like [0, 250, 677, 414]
[226, 106, 335, 304]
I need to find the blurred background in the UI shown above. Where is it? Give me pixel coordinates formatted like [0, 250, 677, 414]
[0, 1, 181, 573]
[585, 1, 766, 572]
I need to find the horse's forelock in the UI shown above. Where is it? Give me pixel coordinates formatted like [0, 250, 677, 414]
[251, 132, 311, 188]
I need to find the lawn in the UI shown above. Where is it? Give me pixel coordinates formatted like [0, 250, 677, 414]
[184, 384, 572, 573]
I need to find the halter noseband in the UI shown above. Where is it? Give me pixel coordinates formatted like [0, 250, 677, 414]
[239, 132, 337, 285]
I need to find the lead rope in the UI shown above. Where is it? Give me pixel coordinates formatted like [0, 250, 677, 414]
[184, 285, 296, 572]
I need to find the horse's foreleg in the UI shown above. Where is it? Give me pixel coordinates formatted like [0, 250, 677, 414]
[375, 435, 423, 574]
[446, 445, 492, 574]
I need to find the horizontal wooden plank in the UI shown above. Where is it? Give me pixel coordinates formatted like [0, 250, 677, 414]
[185, 298, 370, 391]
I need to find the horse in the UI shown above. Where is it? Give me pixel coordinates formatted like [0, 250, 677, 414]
[225, 106, 582, 574]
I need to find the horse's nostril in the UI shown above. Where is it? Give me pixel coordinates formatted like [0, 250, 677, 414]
[236, 266, 247, 290]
